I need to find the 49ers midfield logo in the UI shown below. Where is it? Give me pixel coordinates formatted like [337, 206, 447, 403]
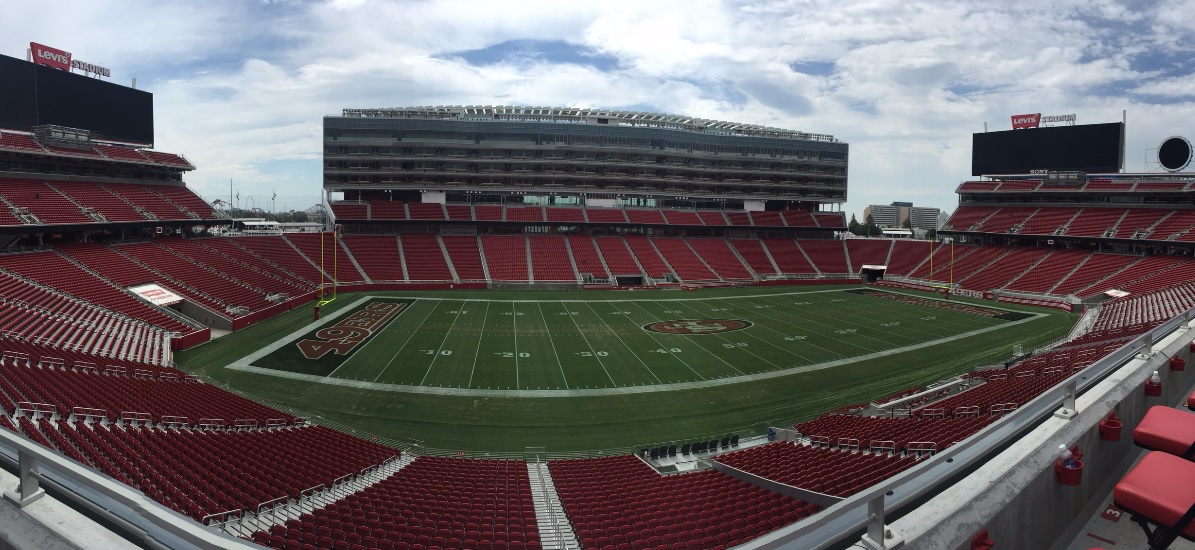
[642, 319, 752, 335]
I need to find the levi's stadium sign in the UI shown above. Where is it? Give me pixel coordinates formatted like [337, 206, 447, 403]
[1011, 112, 1076, 129]
[1011, 113, 1041, 129]
[30, 41, 110, 77]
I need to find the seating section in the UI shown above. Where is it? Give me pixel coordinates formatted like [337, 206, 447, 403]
[813, 212, 845, 228]
[1075, 255, 1183, 298]
[978, 207, 1035, 234]
[446, 205, 474, 221]
[1004, 249, 1089, 293]
[845, 240, 892, 270]
[442, 236, 487, 281]
[284, 234, 367, 283]
[662, 210, 702, 225]
[331, 202, 369, 220]
[155, 239, 308, 299]
[1047, 254, 1139, 296]
[528, 236, 577, 281]
[763, 239, 817, 275]
[341, 235, 404, 281]
[11, 420, 393, 521]
[730, 239, 778, 275]
[371, 201, 408, 220]
[254, 457, 538, 550]
[103, 183, 196, 221]
[506, 206, 544, 223]
[652, 239, 719, 282]
[0, 132, 46, 152]
[943, 205, 997, 231]
[699, 211, 730, 226]
[1064, 208, 1126, 238]
[154, 186, 220, 219]
[625, 209, 665, 225]
[716, 442, 918, 498]
[1016, 207, 1078, 236]
[400, 234, 454, 282]
[408, 203, 446, 220]
[0, 359, 287, 424]
[118, 242, 268, 311]
[687, 239, 752, 280]
[593, 237, 643, 277]
[51, 181, 146, 222]
[885, 240, 933, 276]
[624, 235, 671, 279]
[232, 236, 326, 285]
[584, 208, 628, 224]
[0, 248, 192, 334]
[546, 207, 585, 224]
[194, 239, 316, 289]
[749, 211, 785, 227]
[957, 247, 1051, 292]
[567, 235, 611, 280]
[799, 241, 850, 274]
[552, 455, 819, 550]
[0, 179, 92, 224]
[481, 235, 531, 281]
[0, 271, 168, 365]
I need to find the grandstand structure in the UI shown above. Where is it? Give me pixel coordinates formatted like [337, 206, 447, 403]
[1, 52, 1195, 550]
[323, 106, 849, 287]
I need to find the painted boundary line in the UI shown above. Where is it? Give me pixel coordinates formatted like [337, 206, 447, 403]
[225, 309, 1047, 398]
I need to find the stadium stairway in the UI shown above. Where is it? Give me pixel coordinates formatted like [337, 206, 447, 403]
[527, 462, 582, 550]
[435, 235, 461, 283]
[392, 235, 411, 281]
[336, 234, 373, 285]
[234, 453, 415, 539]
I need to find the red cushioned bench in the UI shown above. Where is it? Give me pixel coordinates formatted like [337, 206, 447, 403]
[1114, 451, 1195, 549]
[1135, 406, 1195, 459]
[1188, 389, 1195, 411]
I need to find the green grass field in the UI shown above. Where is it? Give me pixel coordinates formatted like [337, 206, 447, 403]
[174, 285, 1077, 454]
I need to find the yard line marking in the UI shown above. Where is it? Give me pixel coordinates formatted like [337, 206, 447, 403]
[418, 301, 467, 386]
[512, 301, 520, 389]
[536, 302, 569, 389]
[466, 301, 492, 388]
[583, 302, 663, 384]
[324, 298, 423, 379]
[367, 300, 441, 382]
[565, 302, 617, 386]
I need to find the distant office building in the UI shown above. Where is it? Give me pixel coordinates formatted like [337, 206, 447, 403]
[862, 203, 941, 230]
[910, 207, 941, 230]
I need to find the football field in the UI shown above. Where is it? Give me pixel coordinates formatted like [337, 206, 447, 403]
[242, 288, 1038, 392]
[181, 285, 1075, 451]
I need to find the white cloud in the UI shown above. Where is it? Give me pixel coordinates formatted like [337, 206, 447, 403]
[3, 0, 1193, 216]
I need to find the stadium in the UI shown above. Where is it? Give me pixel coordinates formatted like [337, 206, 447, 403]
[1, 38, 1195, 550]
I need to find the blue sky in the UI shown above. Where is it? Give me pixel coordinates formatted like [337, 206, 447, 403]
[3, 0, 1194, 218]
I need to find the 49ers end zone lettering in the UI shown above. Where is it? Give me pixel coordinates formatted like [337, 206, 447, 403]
[642, 319, 752, 335]
[298, 301, 406, 359]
